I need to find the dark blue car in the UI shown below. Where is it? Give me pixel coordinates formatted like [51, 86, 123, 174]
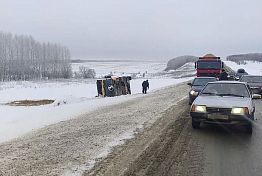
[188, 77, 217, 105]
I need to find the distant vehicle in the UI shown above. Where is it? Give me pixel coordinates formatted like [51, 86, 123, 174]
[226, 70, 237, 80]
[187, 77, 217, 105]
[239, 75, 262, 95]
[235, 68, 248, 80]
[190, 81, 261, 133]
[195, 54, 224, 78]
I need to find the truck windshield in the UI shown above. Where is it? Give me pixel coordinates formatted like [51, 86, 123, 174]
[197, 61, 221, 69]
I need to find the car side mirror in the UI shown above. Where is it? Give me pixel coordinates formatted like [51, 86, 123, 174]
[187, 83, 192, 86]
[252, 94, 262, 99]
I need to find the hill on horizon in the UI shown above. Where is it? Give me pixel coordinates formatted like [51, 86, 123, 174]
[227, 53, 262, 63]
[164, 56, 198, 71]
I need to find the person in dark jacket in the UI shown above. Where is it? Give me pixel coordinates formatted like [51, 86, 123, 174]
[142, 80, 149, 94]
[219, 69, 229, 80]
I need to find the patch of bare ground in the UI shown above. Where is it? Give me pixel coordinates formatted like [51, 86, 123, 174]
[6, 99, 54, 106]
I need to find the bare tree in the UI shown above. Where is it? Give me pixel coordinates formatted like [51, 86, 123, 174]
[0, 32, 72, 81]
[227, 53, 262, 64]
[79, 66, 96, 78]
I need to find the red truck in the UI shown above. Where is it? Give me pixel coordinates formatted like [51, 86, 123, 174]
[195, 54, 224, 77]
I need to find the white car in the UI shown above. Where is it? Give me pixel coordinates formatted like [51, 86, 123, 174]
[190, 81, 261, 134]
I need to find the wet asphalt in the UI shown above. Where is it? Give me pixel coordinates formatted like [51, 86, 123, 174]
[192, 99, 262, 176]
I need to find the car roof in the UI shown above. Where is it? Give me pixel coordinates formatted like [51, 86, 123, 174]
[237, 68, 246, 72]
[208, 81, 247, 85]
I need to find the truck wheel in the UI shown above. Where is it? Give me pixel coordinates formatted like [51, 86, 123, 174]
[192, 119, 200, 129]
[245, 123, 253, 134]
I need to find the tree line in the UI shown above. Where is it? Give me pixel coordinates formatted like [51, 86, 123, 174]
[227, 53, 262, 64]
[0, 32, 72, 81]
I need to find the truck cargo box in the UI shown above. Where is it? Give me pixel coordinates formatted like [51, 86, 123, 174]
[96, 76, 131, 97]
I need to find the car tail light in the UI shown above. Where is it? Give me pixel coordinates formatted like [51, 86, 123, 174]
[244, 107, 249, 114]
[191, 105, 196, 112]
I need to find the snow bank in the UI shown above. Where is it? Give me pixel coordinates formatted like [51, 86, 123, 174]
[224, 60, 262, 75]
[0, 77, 192, 143]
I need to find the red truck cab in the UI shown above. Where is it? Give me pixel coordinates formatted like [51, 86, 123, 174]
[195, 54, 224, 78]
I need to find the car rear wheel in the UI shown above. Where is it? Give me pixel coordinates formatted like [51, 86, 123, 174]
[192, 119, 200, 129]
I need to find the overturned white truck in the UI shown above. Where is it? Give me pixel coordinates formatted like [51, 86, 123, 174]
[96, 76, 132, 97]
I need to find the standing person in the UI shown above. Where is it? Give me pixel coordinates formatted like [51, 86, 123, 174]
[142, 80, 149, 94]
[219, 69, 228, 80]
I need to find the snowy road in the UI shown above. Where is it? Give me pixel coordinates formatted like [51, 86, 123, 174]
[0, 82, 190, 176]
[86, 95, 262, 176]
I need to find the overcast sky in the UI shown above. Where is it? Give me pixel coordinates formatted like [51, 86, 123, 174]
[0, 0, 262, 60]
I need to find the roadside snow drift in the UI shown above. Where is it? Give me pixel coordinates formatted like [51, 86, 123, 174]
[224, 60, 262, 75]
[0, 77, 192, 143]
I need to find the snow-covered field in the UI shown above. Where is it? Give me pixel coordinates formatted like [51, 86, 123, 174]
[72, 61, 166, 78]
[0, 61, 192, 143]
[224, 60, 262, 75]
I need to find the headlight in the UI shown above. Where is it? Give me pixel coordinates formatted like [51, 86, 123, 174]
[190, 90, 199, 96]
[191, 105, 206, 113]
[231, 107, 249, 115]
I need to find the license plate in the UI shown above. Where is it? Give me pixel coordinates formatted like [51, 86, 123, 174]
[208, 113, 228, 120]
